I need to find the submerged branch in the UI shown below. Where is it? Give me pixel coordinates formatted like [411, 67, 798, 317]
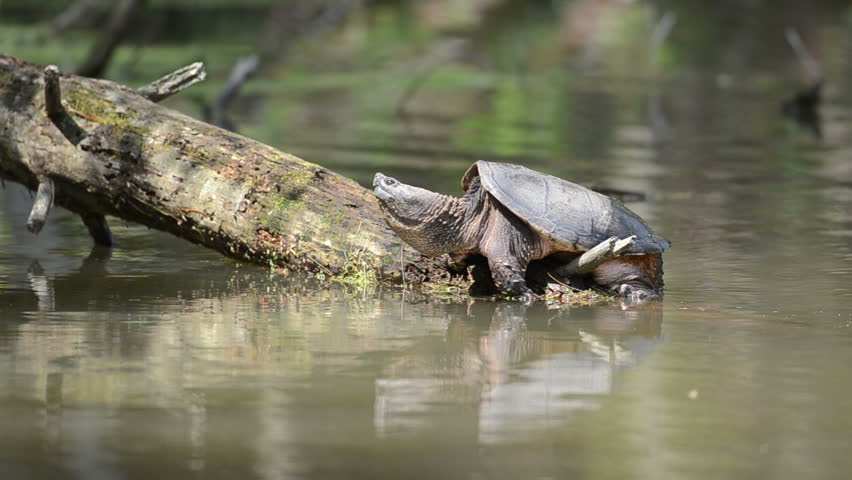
[81, 213, 114, 247]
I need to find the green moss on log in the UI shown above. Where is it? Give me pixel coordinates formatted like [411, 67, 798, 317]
[259, 197, 305, 233]
[277, 168, 316, 191]
[64, 86, 151, 137]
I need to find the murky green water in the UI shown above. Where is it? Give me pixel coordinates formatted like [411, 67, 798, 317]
[2, 1, 852, 479]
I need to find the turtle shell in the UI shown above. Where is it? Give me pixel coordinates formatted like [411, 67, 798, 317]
[462, 161, 670, 254]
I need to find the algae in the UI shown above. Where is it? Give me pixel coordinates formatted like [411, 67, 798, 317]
[544, 282, 615, 307]
[64, 87, 150, 137]
[277, 168, 316, 193]
[259, 197, 305, 234]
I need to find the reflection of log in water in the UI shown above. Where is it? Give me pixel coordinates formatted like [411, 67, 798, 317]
[27, 260, 55, 312]
[781, 81, 822, 139]
[373, 301, 663, 442]
[781, 28, 823, 139]
[2, 244, 314, 316]
[45, 372, 64, 451]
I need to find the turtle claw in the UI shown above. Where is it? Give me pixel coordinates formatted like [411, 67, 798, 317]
[506, 276, 536, 305]
[618, 284, 656, 303]
[518, 290, 535, 305]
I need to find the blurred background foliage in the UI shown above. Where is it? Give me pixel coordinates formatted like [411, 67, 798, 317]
[2, 4, 852, 478]
[3, 0, 849, 188]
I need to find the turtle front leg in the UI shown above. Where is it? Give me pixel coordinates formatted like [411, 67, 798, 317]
[487, 256, 534, 303]
[477, 203, 538, 302]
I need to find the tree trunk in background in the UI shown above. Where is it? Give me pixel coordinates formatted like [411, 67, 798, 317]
[0, 54, 440, 282]
[75, 0, 145, 78]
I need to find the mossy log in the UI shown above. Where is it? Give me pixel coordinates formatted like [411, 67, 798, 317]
[0, 54, 441, 282]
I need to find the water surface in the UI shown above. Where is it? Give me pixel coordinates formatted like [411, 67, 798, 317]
[1, 1, 852, 479]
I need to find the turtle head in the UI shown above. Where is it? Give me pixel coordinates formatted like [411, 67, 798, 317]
[373, 173, 462, 256]
[373, 173, 442, 227]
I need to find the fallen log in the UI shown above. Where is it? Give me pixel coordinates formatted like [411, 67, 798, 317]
[0, 54, 441, 282]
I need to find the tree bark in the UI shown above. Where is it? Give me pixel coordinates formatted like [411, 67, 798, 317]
[0, 54, 439, 282]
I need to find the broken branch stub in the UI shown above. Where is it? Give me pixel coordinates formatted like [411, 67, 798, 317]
[138, 62, 207, 103]
[27, 178, 55, 235]
[43, 65, 88, 145]
[44, 65, 64, 118]
[40, 64, 112, 244]
[557, 235, 636, 276]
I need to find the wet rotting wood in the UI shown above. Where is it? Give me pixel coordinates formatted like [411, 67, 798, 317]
[0, 54, 443, 282]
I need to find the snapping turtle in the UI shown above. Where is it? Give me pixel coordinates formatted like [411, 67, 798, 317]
[373, 161, 670, 301]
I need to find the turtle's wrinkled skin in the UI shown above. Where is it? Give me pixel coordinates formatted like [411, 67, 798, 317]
[373, 161, 670, 302]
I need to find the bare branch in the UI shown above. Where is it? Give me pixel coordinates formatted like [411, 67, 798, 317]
[206, 55, 260, 131]
[649, 11, 676, 73]
[557, 236, 636, 276]
[27, 178, 55, 235]
[138, 62, 207, 102]
[785, 27, 822, 82]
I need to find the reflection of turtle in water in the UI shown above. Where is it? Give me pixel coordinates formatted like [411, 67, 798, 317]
[373, 161, 670, 302]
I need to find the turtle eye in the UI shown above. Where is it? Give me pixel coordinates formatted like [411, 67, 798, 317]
[385, 178, 397, 186]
